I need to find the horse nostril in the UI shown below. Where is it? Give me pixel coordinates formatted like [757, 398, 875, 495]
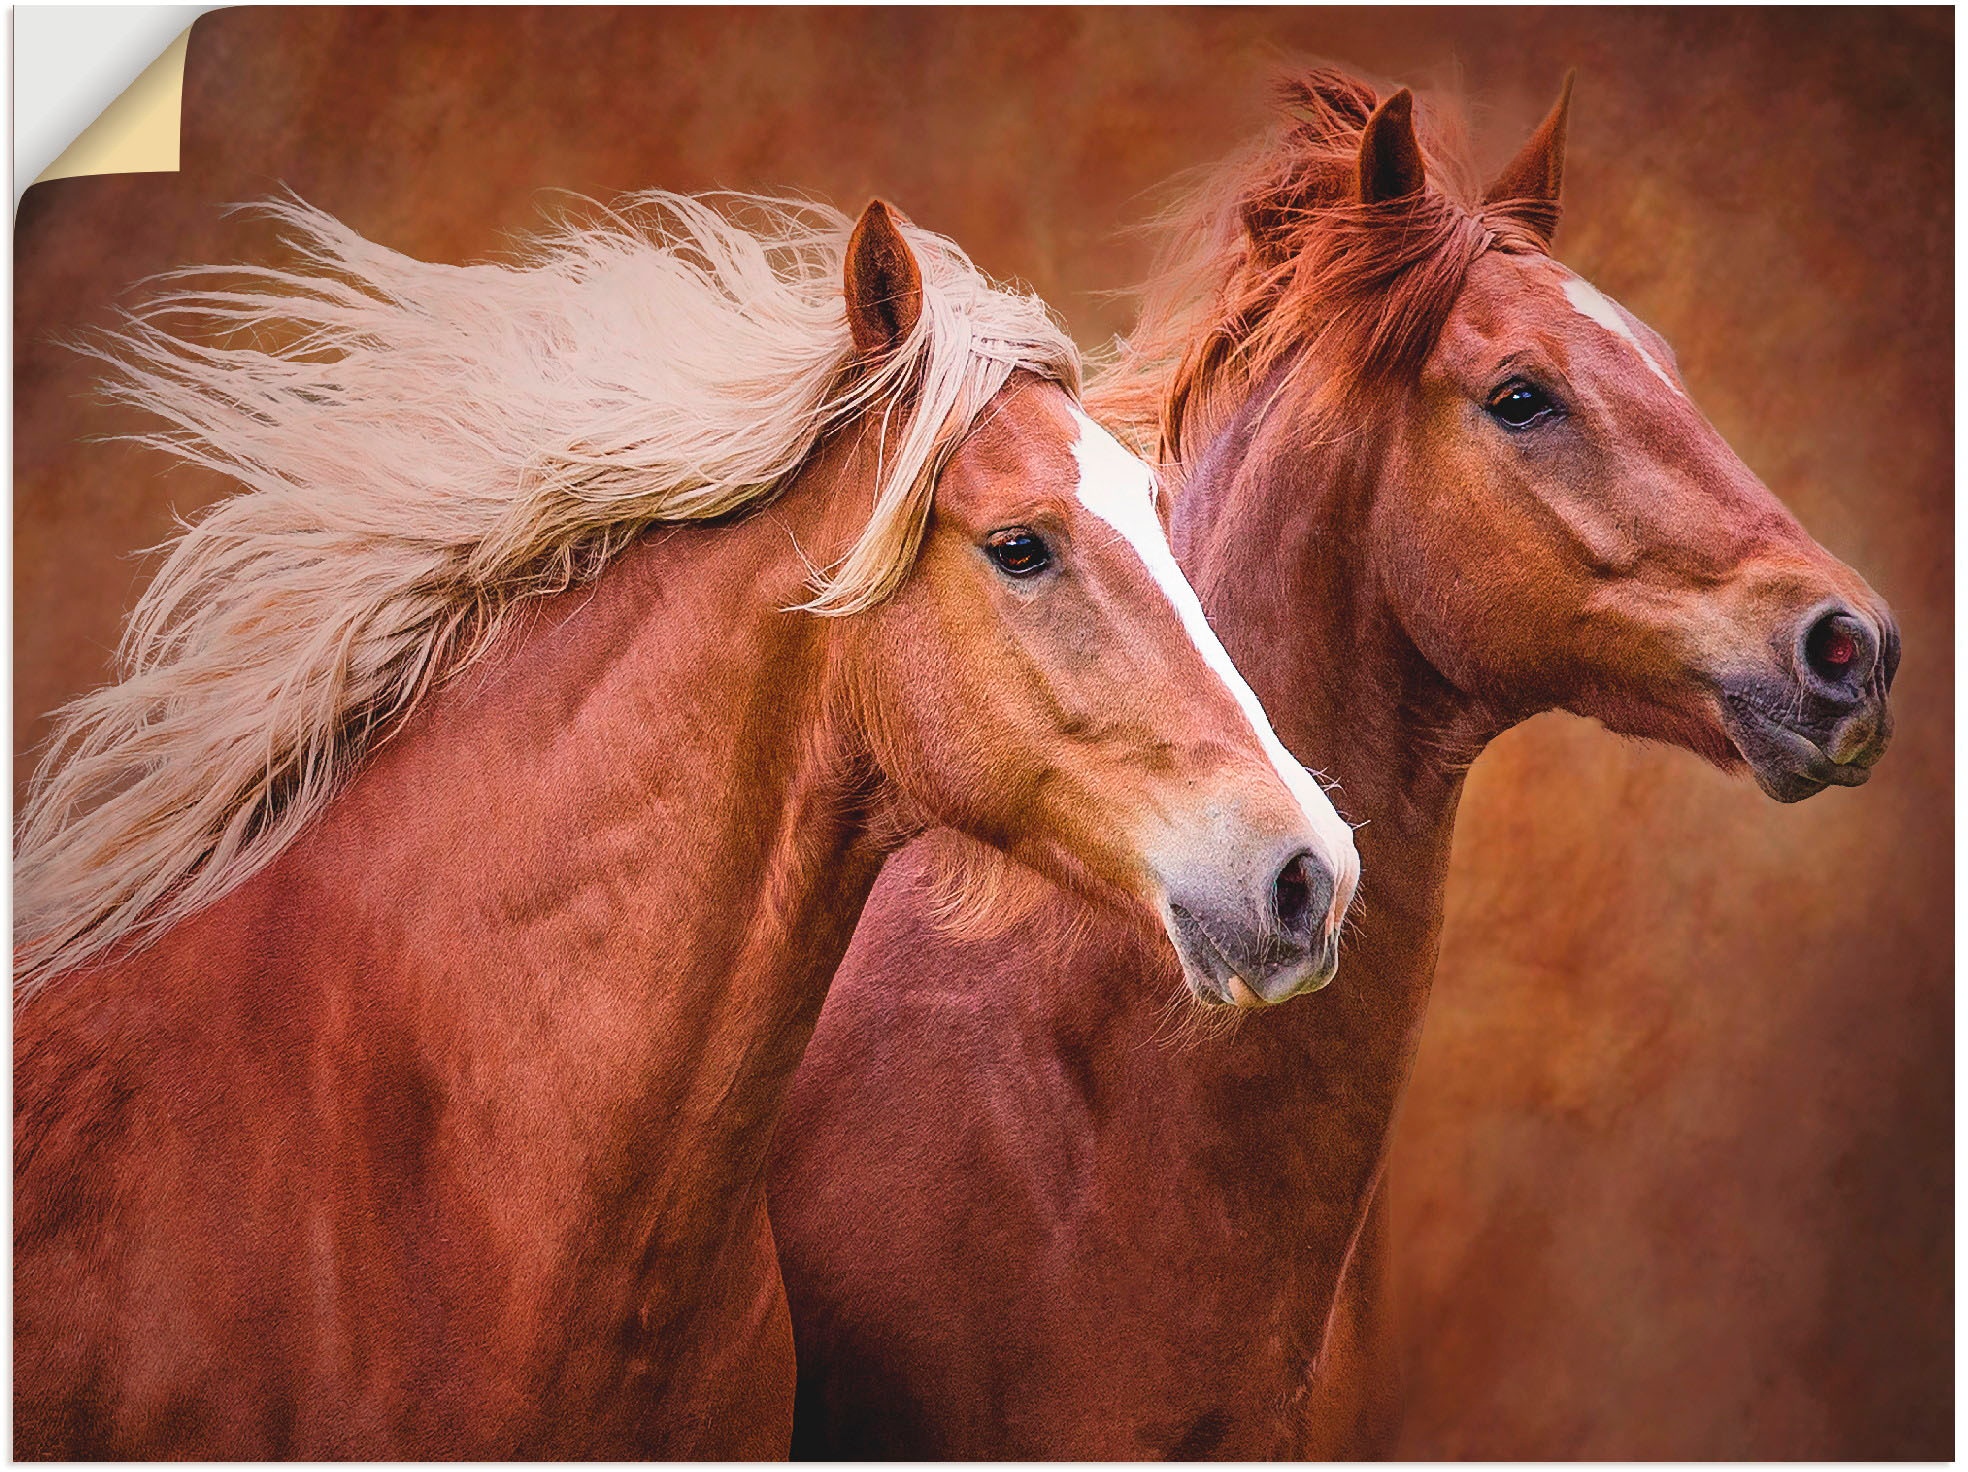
[1804, 610, 1872, 684]
[1270, 850, 1329, 946]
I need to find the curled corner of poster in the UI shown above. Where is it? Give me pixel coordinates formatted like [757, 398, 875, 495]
[33, 25, 195, 189]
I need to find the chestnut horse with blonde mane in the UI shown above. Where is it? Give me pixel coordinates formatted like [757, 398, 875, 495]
[14, 193, 1359, 1458]
[771, 71, 1900, 1457]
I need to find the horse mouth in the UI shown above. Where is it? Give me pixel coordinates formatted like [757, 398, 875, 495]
[1718, 689, 1880, 804]
[1163, 903, 1338, 1008]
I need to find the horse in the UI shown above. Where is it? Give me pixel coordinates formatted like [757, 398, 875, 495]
[12, 191, 1362, 1458]
[768, 70, 1901, 1458]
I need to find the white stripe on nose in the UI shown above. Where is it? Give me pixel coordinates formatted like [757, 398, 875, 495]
[1066, 405, 1359, 895]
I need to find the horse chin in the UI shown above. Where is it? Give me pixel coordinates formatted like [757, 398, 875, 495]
[1161, 903, 1339, 1009]
[1715, 691, 1876, 804]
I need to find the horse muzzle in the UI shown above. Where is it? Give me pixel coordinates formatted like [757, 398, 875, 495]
[1717, 600, 1899, 803]
[1159, 841, 1352, 1008]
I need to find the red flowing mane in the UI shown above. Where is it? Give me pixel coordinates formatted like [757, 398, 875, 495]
[1093, 69, 1556, 469]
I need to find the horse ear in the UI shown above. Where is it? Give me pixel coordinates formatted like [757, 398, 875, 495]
[1482, 71, 1575, 243]
[1357, 88, 1426, 204]
[844, 199, 923, 357]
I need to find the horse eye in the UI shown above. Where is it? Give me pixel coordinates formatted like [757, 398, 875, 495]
[985, 528, 1052, 578]
[1486, 379, 1560, 430]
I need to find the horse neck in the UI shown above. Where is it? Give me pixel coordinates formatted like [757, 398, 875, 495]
[423, 474, 884, 1189]
[147, 441, 892, 1288]
[1154, 367, 1505, 1286]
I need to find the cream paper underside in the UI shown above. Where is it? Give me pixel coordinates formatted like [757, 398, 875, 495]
[36, 26, 192, 186]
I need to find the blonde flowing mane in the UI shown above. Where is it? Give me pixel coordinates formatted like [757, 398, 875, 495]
[16, 191, 1081, 991]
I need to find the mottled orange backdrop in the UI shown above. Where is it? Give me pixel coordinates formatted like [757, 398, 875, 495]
[14, 7, 1951, 1458]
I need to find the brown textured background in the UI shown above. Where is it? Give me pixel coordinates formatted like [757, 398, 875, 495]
[14, 7, 1951, 1458]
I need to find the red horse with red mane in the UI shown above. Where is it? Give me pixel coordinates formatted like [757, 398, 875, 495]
[770, 69, 1900, 1458]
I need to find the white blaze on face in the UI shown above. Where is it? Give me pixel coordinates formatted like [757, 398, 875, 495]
[1561, 275, 1686, 398]
[1066, 405, 1359, 904]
